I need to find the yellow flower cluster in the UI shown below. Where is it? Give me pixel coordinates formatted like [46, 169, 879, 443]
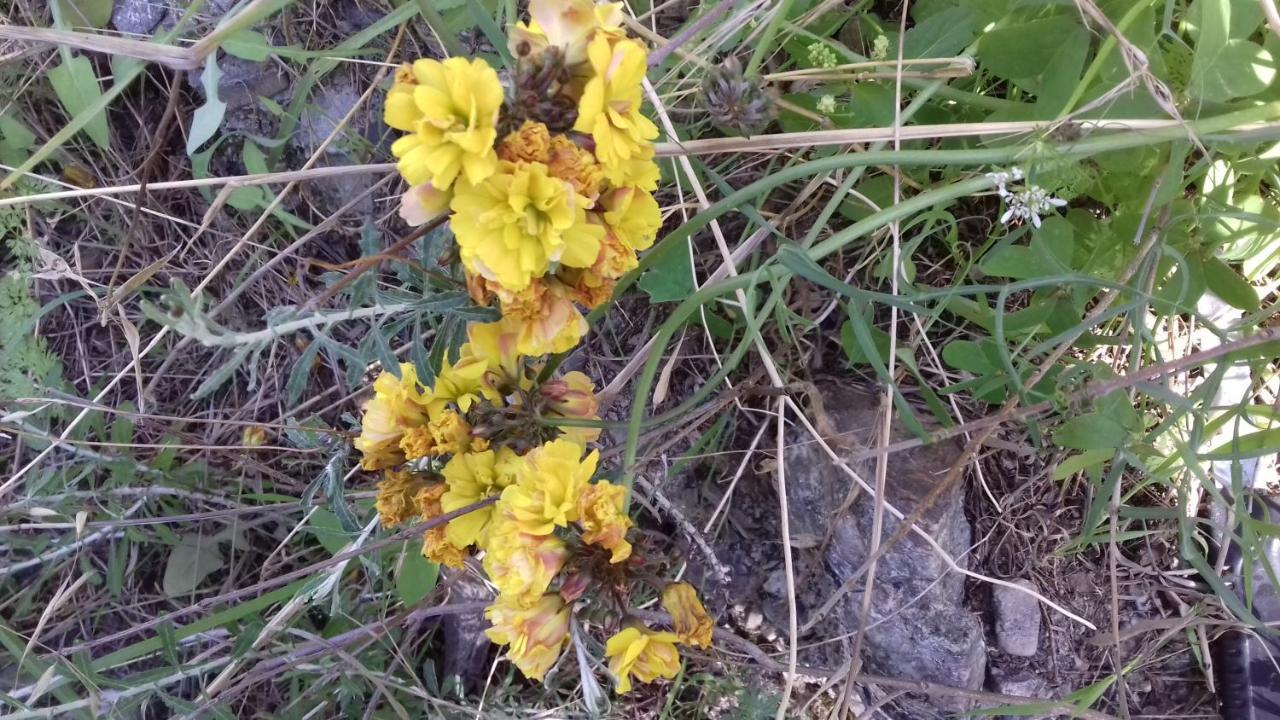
[384, 0, 662, 357]
[363, 0, 713, 698]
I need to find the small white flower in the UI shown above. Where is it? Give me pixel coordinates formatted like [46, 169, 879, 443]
[999, 184, 1067, 228]
[816, 94, 837, 114]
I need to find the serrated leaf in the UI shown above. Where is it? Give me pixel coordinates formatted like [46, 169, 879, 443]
[1203, 256, 1258, 310]
[48, 55, 110, 149]
[187, 55, 227, 156]
[395, 541, 440, 607]
[639, 241, 695, 303]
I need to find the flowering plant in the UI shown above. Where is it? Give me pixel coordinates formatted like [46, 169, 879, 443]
[357, 0, 711, 696]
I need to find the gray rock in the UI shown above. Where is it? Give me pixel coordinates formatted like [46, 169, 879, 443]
[441, 572, 493, 691]
[188, 56, 290, 110]
[783, 381, 986, 712]
[111, 0, 170, 35]
[290, 72, 385, 217]
[993, 580, 1042, 657]
[993, 670, 1048, 699]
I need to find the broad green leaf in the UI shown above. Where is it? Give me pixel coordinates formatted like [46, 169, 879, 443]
[839, 318, 890, 366]
[163, 535, 226, 596]
[0, 111, 36, 151]
[1190, 39, 1275, 102]
[309, 508, 351, 555]
[1055, 412, 1130, 450]
[1052, 448, 1116, 480]
[941, 339, 995, 374]
[901, 5, 978, 59]
[187, 55, 227, 156]
[639, 241, 695, 303]
[979, 15, 1090, 112]
[1202, 256, 1258, 310]
[52, 0, 113, 28]
[395, 541, 440, 607]
[48, 55, 110, 149]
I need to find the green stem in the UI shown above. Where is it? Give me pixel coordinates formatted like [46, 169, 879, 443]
[748, 0, 801, 75]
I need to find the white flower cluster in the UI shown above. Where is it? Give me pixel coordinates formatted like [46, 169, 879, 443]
[986, 167, 1066, 229]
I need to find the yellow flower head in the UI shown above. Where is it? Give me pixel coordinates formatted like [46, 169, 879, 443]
[602, 186, 661, 253]
[558, 266, 616, 308]
[399, 425, 436, 461]
[451, 161, 604, 291]
[386, 57, 503, 190]
[548, 135, 604, 200]
[429, 409, 473, 456]
[427, 351, 491, 419]
[574, 36, 659, 179]
[661, 582, 713, 648]
[499, 439, 598, 535]
[605, 626, 681, 693]
[576, 479, 632, 562]
[498, 121, 553, 164]
[606, 151, 661, 191]
[414, 483, 467, 568]
[464, 321, 524, 384]
[355, 363, 431, 470]
[485, 593, 572, 680]
[375, 469, 427, 527]
[441, 449, 514, 548]
[541, 370, 602, 445]
[509, 0, 625, 66]
[483, 514, 569, 605]
[590, 223, 639, 280]
[492, 279, 589, 356]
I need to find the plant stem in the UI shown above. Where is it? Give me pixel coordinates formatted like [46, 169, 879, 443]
[748, 0, 801, 75]
[415, 0, 468, 58]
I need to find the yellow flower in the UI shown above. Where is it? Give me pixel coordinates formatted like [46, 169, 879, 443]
[558, 266, 616, 308]
[661, 582, 713, 648]
[499, 439, 597, 535]
[451, 161, 604, 291]
[355, 363, 431, 470]
[386, 57, 503, 190]
[483, 514, 569, 605]
[574, 36, 659, 180]
[605, 626, 681, 693]
[548, 135, 604, 200]
[399, 425, 435, 460]
[605, 151, 661, 191]
[414, 483, 467, 568]
[427, 351, 491, 419]
[541, 370, 602, 445]
[485, 593, 572, 680]
[497, 121, 553, 164]
[399, 181, 451, 226]
[441, 449, 513, 548]
[508, 0, 625, 66]
[591, 224, 639, 280]
[602, 186, 661, 253]
[429, 409, 473, 455]
[375, 469, 427, 527]
[576, 480, 631, 562]
[464, 321, 524, 383]
[493, 279, 588, 356]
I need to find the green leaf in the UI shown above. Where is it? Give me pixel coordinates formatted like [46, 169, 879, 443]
[1054, 412, 1130, 450]
[1051, 448, 1116, 480]
[942, 339, 996, 374]
[52, 0, 113, 28]
[978, 15, 1090, 112]
[1203, 256, 1258, 310]
[187, 55, 227, 156]
[900, 5, 978, 59]
[1203, 427, 1280, 460]
[839, 317, 890, 366]
[395, 541, 440, 607]
[223, 29, 273, 62]
[309, 508, 351, 555]
[1190, 39, 1275, 102]
[0, 111, 36, 151]
[162, 534, 226, 596]
[48, 55, 110, 149]
[639, 241, 695, 303]
[192, 346, 251, 400]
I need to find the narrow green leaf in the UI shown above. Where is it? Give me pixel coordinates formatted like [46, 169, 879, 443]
[223, 29, 273, 62]
[1203, 427, 1280, 460]
[1051, 448, 1115, 480]
[192, 346, 251, 400]
[1203, 256, 1258, 310]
